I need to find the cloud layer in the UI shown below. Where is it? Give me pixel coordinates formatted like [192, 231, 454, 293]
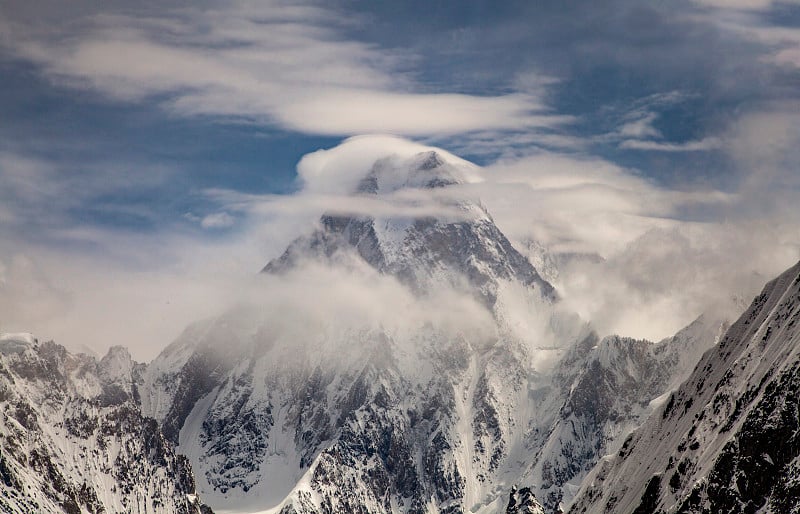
[1, 130, 799, 359]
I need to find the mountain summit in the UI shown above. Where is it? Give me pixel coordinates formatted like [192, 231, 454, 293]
[265, 147, 555, 307]
[144, 145, 567, 513]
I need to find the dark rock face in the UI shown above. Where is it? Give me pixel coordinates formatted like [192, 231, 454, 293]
[506, 486, 546, 514]
[160, 347, 233, 445]
[569, 261, 800, 514]
[0, 337, 213, 514]
[267, 212, 556, 307]
[675, 361, 800, 514]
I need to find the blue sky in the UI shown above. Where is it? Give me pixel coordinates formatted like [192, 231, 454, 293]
[1, 0, 799, 358]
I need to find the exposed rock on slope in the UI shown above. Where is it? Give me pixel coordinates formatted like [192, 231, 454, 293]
[530, 315, 722, 510]
[0, 333, 212, 514]
[569, 260, 800, 514]
[505, 485, 547, 513]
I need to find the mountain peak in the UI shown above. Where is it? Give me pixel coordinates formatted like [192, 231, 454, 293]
[297, 135, 480, 196]
[354, 149, 476, 195]
[265, 144, 555, 305]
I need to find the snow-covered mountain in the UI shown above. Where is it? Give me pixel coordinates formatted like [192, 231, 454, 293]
[140, 146, 725, 514]
[568, 260, 800, 513]
[0, 332, 213, 513]
[7, 141, 776, 514]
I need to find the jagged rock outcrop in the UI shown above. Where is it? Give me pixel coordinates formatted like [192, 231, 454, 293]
[528, 315, 722, 511]
[506, 486, 546, 514]
[0, 333, 213, 514]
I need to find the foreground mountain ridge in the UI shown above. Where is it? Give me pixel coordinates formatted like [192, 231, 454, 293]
[569, 260, 800, 513]
[0, 333, 213, 513]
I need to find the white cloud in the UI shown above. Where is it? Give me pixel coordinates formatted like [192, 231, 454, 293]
[618, 112, 662, 139]
[0, 254, 71, 334]
[466, 152, 731, 255]
[453, 145, 797, 341]
[2, 130, 799, 359]
[619, 137, 723, 151]
[691, 0, 778, 10]
[228, 260, 499, 355]
[0, 1, 564, 137]
[295, 134, 478, 194]
[271, 91, 564, 136]
[553, 224, 797, 341]
[0, 227, 272, 360]
[689, 2, 800, 70]
[587, 92, 725, 155]
[0, 150, 175, 234]
[200, 212, 236, 229]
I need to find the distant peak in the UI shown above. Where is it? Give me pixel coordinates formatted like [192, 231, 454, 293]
[99, 344, 135, 382]
[101, 345, 132, 362]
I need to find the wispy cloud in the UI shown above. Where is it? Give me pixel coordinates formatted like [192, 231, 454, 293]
[200, 212, 236, 229]
[619, 137, 723, 152]
[690, 0, 779, 11]
[688, 0, 800, 70]
[0, 150, 175, 235]
[0, 1, 565, 137]
[618, 112, 662, 139]
[604, 92, 726, 153]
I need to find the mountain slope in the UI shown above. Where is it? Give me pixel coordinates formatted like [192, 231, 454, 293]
[569, 260, 800, 514]
[527, 315, 723, 510]
[0, 333, 212, 514]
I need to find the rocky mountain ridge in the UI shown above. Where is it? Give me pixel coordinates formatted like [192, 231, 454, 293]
[569, 260, 800, 513]
[0, 332, 213, 513]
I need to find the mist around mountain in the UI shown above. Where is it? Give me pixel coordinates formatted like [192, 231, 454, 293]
[1, 137, 798, 513]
